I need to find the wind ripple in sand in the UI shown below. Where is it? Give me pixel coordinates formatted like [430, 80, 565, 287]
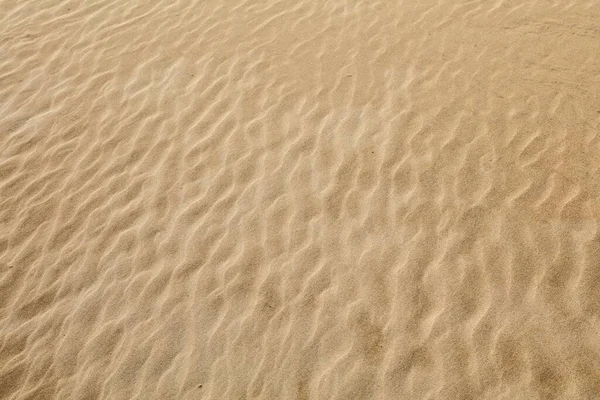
[1, 0, 600, 398]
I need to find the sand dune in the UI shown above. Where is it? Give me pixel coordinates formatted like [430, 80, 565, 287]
[1, 0, 600, 398]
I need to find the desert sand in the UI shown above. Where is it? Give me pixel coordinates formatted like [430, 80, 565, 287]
[1, 0, 600, 398]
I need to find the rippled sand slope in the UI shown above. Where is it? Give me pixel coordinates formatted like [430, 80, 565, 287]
[2, 0, 600, 398]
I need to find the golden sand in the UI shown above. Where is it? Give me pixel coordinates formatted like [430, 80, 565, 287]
[1, 0, 600, 398]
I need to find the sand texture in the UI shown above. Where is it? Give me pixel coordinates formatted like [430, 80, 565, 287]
[1, 0, 600, 398]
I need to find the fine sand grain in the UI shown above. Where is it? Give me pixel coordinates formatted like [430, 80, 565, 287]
[1, 0, 600, 399]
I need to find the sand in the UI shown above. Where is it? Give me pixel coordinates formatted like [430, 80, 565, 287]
[1, 0, 600, 398]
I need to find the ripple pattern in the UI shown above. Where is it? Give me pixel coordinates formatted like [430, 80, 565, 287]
[1, 0, 600, 399]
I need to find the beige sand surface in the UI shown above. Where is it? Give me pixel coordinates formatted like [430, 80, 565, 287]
[1, 0, 600, 398]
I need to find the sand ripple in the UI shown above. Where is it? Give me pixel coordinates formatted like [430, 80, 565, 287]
[1, 0, 600, 398]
